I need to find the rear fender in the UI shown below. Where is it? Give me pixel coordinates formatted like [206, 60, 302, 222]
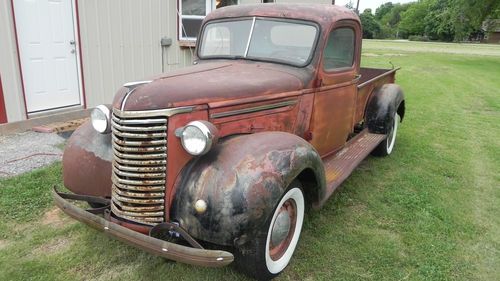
[171, 132, 325, 246]
[365, 83, 405, 134]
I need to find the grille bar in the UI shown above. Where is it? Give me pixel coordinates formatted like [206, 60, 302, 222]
[114, 163, 166, 173]
[113, 135, 166, 147]
[110, 109, 168, 226]
[113, 142, 166, 153]
[114, 158, 167, 166]
[113, 168, 165, 179]
[112, 179, 165, 192]
[111, 121, 167, 132]
[113, 130, 167, 139]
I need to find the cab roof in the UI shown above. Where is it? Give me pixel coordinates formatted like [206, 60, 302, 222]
[204, 4, 360, 29]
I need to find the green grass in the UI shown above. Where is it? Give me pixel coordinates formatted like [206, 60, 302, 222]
[0, 40, 499, 280]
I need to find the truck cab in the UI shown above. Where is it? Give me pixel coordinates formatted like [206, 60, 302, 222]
[56, 4, 405, 280]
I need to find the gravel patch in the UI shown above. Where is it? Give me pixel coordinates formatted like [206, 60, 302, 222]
[0, 131, 65, 178]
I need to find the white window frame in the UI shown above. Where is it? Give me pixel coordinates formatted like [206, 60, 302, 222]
[178, 0, 239, 42]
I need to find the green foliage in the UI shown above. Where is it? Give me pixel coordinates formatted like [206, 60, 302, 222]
[378, 3, 412, 38]
[375, 2, 394, 20]
[422, 0, 455, 41]
[408, 35, 430, 41]
[345, 0, 354, 10]
[449, 0, 500, 41]
[399, 1, 430, 36]
[360, 9, 381, 39]
[364, 0, 500, 41]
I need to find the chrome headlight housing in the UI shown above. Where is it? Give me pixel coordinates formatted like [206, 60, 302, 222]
[90, 105, 111, 134]
[176, 121, 218, 156]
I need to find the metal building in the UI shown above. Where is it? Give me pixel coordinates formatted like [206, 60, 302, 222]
[0, 0, 330, 124]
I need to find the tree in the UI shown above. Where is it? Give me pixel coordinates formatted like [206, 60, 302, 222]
[375, 2, 394, 20]
[399, 1, 430, 37]
[363, 0, 500, 41]
[449, 0, 500, 41]
[377, 3, 412, 38]
[345, 0, 354, 10]
[423, 0, 455, 41]
[360, 9, 381, 39]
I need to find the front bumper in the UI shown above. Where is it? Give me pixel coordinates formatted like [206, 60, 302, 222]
[53, 188, 233, 267]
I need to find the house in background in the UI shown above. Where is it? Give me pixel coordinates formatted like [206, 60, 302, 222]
[0, 0, 330, 125]
[482, 19, 500, 44]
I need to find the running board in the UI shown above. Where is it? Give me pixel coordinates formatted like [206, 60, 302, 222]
[316, 130, 386, 207]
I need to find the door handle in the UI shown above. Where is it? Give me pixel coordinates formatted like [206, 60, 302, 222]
[69, 40, 76, 45]
[70, 49, 76, 54]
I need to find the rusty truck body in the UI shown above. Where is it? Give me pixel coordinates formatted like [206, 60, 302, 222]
[55, 4, 405, 280]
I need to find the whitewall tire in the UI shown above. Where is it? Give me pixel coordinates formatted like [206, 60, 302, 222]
[372, 112, 400, 157]
[234, 181, 305, 280]
[265, 187, 305, 274]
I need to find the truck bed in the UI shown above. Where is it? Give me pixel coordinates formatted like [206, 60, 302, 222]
[354, 67, 399, 124]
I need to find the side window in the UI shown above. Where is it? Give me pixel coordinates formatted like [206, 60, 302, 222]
[323, 27, 355, 71]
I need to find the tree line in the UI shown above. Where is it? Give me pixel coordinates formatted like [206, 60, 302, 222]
[350, 0, 500, 41]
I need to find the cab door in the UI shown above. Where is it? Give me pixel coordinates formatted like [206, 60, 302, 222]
[309, 21, 361, 156]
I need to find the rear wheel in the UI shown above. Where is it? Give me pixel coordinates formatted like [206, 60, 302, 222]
[372, 112, 400, 157]
[235, 181, 305, 280]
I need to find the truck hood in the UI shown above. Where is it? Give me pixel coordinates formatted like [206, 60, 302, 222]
[112, 61, 312, 111]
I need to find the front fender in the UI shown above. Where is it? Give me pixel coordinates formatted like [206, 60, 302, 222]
[63, 121, 112, 197]
[171, 132, 324, 246]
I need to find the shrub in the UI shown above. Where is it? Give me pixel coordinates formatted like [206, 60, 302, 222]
[408, 35, 430, 41]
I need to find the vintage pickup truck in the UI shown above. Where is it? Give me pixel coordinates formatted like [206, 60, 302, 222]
[55, 3, 405, 280]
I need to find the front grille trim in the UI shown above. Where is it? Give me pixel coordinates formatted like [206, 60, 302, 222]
[110, 108, 169, 226]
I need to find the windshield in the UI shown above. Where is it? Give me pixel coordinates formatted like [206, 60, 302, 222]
[199, 18, 318, 67]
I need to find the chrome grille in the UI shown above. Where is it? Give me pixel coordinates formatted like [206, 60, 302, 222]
[110, 109, 167, 225]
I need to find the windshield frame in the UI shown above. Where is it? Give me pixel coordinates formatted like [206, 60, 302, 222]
[197, 17, 321, 68]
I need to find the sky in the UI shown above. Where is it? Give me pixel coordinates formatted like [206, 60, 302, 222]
[333, 0, 415, 13]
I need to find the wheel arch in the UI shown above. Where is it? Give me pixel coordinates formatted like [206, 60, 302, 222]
[365, 83, 405, 134]
[170, 132, 325, 247]
[296, 167, 322, 207]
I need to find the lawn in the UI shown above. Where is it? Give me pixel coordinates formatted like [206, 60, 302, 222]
[1, 40, 499, 281]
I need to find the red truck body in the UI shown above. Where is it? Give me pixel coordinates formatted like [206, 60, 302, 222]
[56, 4, 405, 279]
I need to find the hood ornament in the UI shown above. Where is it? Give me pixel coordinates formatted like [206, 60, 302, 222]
[123, 80, 153, 91]
[121, 80, 153, 110]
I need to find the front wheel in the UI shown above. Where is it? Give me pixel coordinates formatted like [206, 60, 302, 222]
[372, 112, 400, 157]
[235, 181, 305, 280]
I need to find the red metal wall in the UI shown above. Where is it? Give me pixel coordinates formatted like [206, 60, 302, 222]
[0, 75, 7, 124]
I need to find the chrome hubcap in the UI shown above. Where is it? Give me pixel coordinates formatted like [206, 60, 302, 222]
[269, 199, 297, 261]
[271, 210, 291, 246]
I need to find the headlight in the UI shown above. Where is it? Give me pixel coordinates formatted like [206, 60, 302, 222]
[90, 105, 111, 134]
[176, 121, 218, 156]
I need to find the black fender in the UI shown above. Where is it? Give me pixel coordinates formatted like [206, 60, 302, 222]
[171, 132, 325, 246]
[365, 83, 405, 134]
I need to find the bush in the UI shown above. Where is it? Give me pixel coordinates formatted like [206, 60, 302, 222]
[408, 35, 430, 41]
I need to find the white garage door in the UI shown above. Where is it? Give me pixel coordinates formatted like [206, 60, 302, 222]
[14, 0, 81, 113]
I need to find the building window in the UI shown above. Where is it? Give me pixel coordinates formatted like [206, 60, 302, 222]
[179, 0, 238, 42]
